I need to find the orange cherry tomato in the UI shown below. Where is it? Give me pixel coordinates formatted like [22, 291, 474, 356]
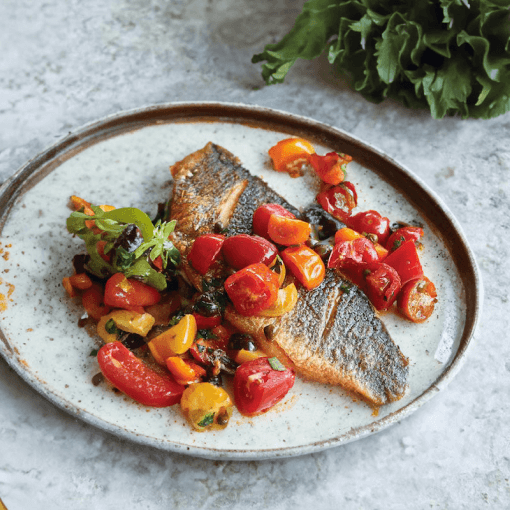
[81, 283, 111, 320]
[280, 245, 325, 290]
[252, 203, 295, 239]
[69, 273, 93, 290]
[268, 138, 315, 177]
[267, 215, 311, 246]
[309, 152, 351, 185]
[397, 276, 437, 323]
[224, 263, 280, 316]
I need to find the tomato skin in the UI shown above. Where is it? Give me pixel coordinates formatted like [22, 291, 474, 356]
[233, 357, 295, 416]
[222, 234, 278, 270]
[328, 238, 379, 269]
[252, 203, 295, 239]
[347, 210, 391, 246]
[97, 342, 185, 407]
[397, 276, 437, 323]
[224, 263, 280, 316]
[383, 241, 424, 286]
[104, 273, 161, 312]
[386, 226, 424, 252]
[268, 138, 315, 176]
[365, 263, 402, 311]
[280, 245, 325, 290]
[316, 182, 358, 222]
[267, 215, 311, 246]
[309, 152, 351, 185]
[192, 313, 222, 330]
[187, 234, 226, 275]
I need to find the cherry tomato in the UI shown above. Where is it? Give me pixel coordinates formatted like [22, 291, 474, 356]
[309, 152, 351, 185]
[347, 210, 391, 246]
[316, 182, 358, 222]
[397, 276, 437, 323]
[97, 342, 185, 407]
[224, 263, 279, 316]
[104, 273, 161, 312]
[328, 237, 379, 270]
[267, 215, 311, 246]
[280, 245, 325, 290]
[386, 226, 424, 252]
[364, 263, 402, 311]
[192, 313, 223, 330]
[383, 241, 424, 286]
[222, 234, 278, 270]
[187, 233, 225, 275]
[233, 357, 295, 416]
[268, 138, 315, 177]
[82, 283, 111, 320]
[252, 203, 295, 239]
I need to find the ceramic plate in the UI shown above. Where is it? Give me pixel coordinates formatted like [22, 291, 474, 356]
[0, 103, 481, 460]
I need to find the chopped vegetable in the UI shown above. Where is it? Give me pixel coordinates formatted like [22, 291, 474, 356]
[101, 309, 155, 337]
[222, 234, 278, 270]
[280, 245, 325, 290]
[316, 182, 357, 223]
[180, 382, 233, 431]
[81, 283, 110, 320]
[165, 357, 205, 386]
[397, 276, 437, 323]
[364, 263, 402, 311]
[233, 357, 295, 416]
[252, 203, 295, 239]
[267, 215, 311, 246]
[187, 234, 225, 275]
[257, 283, 298, 317]
[268, 138, 315, 176]
[69, 273, 93, 290]
[97, 342, 184, 407]
[224, 263, 280, 316]
[386, 226, 424, 252]
[309, 152, 351, 185]
[328, 237, 379, 269]
[383, 241, 424, 286]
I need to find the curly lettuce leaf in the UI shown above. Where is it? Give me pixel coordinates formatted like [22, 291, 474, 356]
[252, 0, 510, 119]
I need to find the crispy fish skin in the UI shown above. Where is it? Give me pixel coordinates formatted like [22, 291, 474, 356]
[169, 142, 409, 406]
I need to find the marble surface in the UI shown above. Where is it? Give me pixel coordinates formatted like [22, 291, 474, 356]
[1, 1, 509, 509]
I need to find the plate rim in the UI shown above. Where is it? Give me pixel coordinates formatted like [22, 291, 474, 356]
[0, 101, 482, 460]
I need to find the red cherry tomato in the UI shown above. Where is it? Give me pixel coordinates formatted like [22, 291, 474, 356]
[104, 273, 161, 312]
[397, 276, 437, 323]
[386, 226, 424, 252]
[383, 241, 424, 286]
[224, 263, 279, 316]
[222, 234, 278, 270]
[187, 234, 225, 275]
[280, 245, 325, 290]
[81, 283, 111, 320]
[364, 263, 402, 311]
[192, 313, 223, 330]
[328, 237, 379, 269]
[233, 357, 295, 416]
[316, 182, 358, 222]
[267, 215, 311, 246]
[309, 152, 351, 185]
[347, 210, 391, 246]
[252, 203, 295, 239]
[97, 342, 185, 407]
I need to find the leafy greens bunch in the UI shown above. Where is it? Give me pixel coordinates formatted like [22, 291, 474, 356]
[252, 0, 510, 119]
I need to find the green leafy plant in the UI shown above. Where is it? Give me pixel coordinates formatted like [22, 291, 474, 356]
[252, 0, 510, 119]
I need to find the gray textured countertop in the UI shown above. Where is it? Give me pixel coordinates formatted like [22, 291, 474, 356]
[1, 1, 509, 509]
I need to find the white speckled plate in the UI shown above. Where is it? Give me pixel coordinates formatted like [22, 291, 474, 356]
[0, 103, 481, 460]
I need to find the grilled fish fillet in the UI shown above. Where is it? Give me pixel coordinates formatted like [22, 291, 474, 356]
[169, 142, 409, 406]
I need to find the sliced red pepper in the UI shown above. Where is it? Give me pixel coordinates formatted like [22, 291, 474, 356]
[280, 245, 325, 290]
[386, 226, 424, 252]
[397, 276, 437, 323]
[187, 234, 225, 275]
[224, 263, 279, 316]
[347, 210, 391, 246]
[104, 273, 161, 312]
[192, 313, 222, 330]
[268, 138, 315, 177]
[222, 234, 278, 270]
[267, 215, 311, 246]
[233, 357, 295, 416]
[365, 263, 402, 311]
[383, 241, 424, 286]
[97, 342, 185, 407]
[252, 203, 295, 239]
[309, 152, 351, 185]
[316, 182, 357, 222]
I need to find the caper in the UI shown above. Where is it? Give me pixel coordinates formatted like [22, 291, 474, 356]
[194, 293, 221, 317]
[227, 333, 256, 352]
[216, 408, 230, 426]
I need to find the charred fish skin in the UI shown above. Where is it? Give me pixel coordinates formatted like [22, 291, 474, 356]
[169, 142, 409, 406]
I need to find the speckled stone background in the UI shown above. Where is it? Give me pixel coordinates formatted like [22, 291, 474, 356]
[1, 1, 509, 509]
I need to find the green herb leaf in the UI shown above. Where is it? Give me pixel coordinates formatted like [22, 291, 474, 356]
[268, 357, 286, 371]
[105, 319, 119, 335]
[196, 329, 218, 340]
[198, 412, 215, 428]
[89, 349, 99, 357]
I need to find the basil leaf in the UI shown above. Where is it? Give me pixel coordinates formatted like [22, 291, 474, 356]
[198, 412, 215, 428]
[268, 357, 286, 371]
